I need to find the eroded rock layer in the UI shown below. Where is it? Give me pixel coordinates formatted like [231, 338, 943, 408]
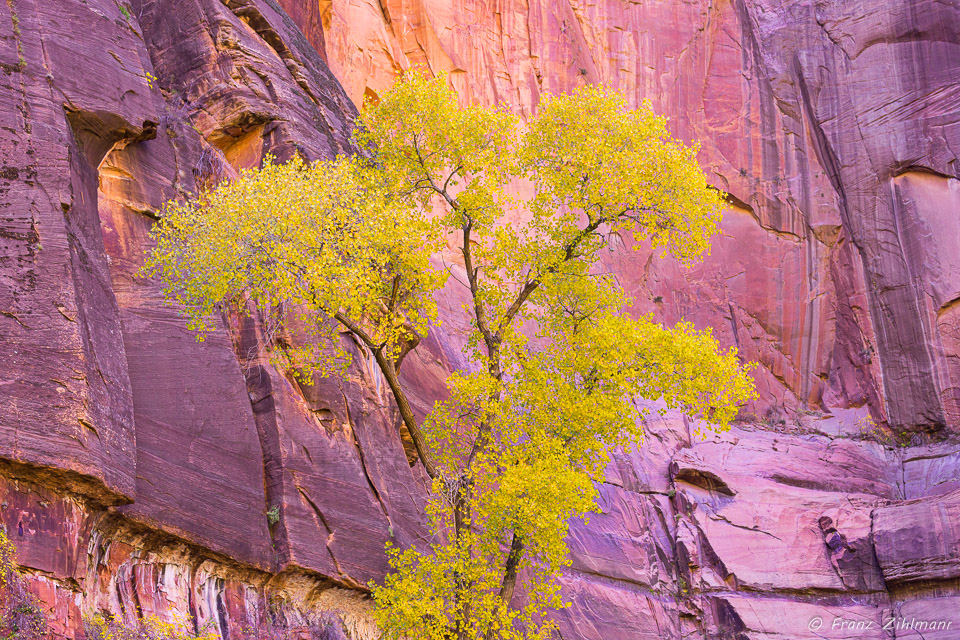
[0, 0, 958, 638]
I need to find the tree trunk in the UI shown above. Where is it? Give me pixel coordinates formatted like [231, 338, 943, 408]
[372, 348, 438, 479]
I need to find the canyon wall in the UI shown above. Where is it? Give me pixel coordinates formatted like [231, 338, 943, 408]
[1, 0, 959, 638]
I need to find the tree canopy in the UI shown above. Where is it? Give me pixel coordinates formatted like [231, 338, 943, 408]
[145, 73, 756, 640]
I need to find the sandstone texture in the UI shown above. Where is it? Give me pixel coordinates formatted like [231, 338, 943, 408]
[0, 0, 959, 638]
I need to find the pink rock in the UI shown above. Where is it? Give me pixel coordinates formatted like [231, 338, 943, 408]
[676, 476, 885, 593]
[672, 427, 899, 498]
[873, 489, 960, 585]
[705, 594, 890, 640]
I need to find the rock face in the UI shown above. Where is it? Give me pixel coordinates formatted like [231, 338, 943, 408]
[0, 0, 958, 639]
[318, 0, 960, 435]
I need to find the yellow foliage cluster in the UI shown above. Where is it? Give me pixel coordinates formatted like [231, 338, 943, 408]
[0, 528, 15, 591]
[145, 72, 756, 640]
[146, 153, 445, 378]
[85, 613, 219, 640]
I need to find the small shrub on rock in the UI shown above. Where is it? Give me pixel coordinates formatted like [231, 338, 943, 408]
[0, 528, 48, 640]
[85, 613, 219, 640]
[83, 610, 348, 640]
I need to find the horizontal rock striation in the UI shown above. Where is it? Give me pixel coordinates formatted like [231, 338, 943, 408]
[0, 0, 958, 638]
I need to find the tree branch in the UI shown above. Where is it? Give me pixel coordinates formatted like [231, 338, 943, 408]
[493, 215, 607, 342]
[462, 220, 497, 356]
[393, 322, 421, 372]
[334, 311, 438, 479]
[333, 311, 377, 347]
[485, 532, 524, 640]
[372, 346, 439, 479]
[388, 273, 401, 312]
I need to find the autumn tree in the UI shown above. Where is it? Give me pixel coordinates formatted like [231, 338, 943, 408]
[145, 73, 755, 640]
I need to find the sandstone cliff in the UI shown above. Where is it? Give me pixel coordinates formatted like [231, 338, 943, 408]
[1, 0, 958, 638]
